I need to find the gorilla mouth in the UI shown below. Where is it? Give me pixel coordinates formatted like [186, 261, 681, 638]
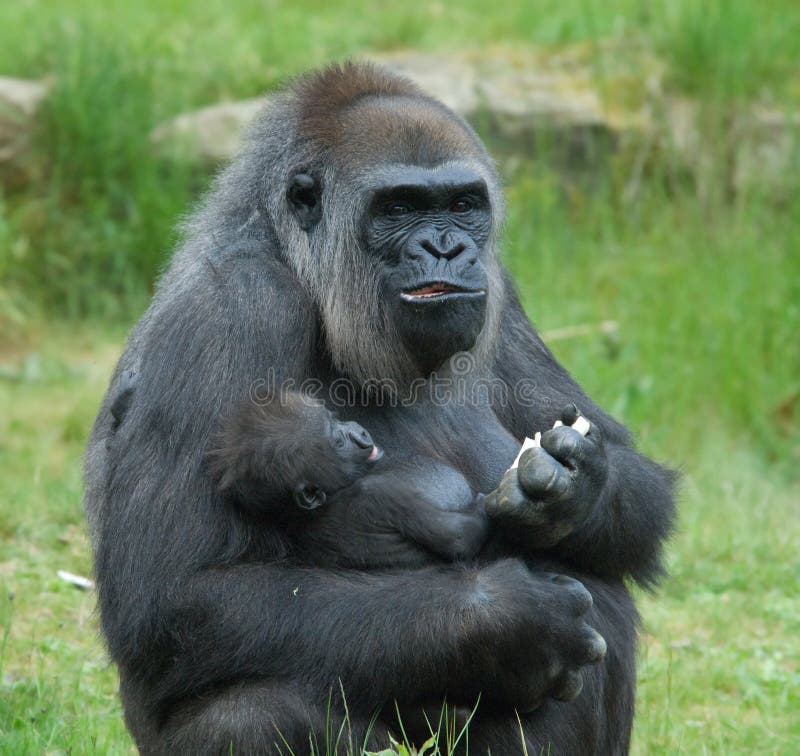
[400, 282, 486, 302]
[368, 445, 384, 463]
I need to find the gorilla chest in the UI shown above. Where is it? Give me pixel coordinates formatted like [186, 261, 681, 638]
[346, 401, 520, 494]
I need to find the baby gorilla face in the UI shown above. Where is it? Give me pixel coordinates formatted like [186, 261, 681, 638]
[327, 416, 383, 466]
[293, 410, 383, 510]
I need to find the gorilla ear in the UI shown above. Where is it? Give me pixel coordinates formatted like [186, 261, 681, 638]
[287, 172, 322, 231]
[293, 483, 327, 510]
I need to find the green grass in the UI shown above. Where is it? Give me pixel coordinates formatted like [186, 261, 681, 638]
[654, 0, 799, 101]
[0, 329, 131, 753]
[1, 0, 799, 753]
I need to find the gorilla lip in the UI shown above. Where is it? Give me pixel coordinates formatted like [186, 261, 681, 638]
[368, 445, 384, 462]
[400, 282, 486, 302]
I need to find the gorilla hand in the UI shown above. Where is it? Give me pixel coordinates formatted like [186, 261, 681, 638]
[484, 404, 608, 548]
[462, 560, 606, 712]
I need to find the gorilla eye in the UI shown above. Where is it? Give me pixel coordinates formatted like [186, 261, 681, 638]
[334, 433, 346, 449]
[450, 197, 475, 214]
[384, 202, 412, 217]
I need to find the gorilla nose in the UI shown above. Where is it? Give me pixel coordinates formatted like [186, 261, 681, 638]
[420, 238, 466, 260]
[346, 423, 374, 449]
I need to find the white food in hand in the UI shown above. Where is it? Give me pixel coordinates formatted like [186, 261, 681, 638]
[572, 415, 591, 436]
[510, 436, 540, 469]
[508, 414, 590, 470]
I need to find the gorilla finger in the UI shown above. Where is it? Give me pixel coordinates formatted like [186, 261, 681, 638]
[547, 574, 593, 616]
[541, 426, 589, 468]
[559, 403, 581, 426]
[552, 669, 584, 702]
[518, 448, 574, 501]
[544, 425, 609, 482]
[517, 688, 546, 715]
[546, 573, 576, 585]
[481, 490, 500, 518]
[584, 417, 604, 449]
[572, 626, 607, 665]
[483, 477, 529, 519]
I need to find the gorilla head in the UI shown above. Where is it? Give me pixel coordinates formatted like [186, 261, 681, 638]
[210, 391, 382, 511]
[235, 63, 505, 385]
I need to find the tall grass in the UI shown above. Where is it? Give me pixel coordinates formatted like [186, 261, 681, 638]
[655, 0, 798, 102]
[2, 26, 201, 317]
[0, 1, 798, 319]
[503, 163, 800, 466]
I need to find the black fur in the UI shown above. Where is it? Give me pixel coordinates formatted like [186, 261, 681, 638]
[85, 62, 676, 755]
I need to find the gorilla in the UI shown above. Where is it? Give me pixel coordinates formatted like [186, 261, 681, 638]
[85, 62, 676, 755]
[208, 391, 490, 567]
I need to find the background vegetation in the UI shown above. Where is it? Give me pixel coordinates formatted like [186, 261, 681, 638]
[1, 1, 798, 753]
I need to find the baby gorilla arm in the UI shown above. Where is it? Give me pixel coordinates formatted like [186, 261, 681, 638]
[294, 459, 489, 569]
[386, 460, 489, 563]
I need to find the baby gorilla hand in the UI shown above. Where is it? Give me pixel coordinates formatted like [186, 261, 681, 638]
[484, 404, 608, 548]
[421, 495, 489, 562]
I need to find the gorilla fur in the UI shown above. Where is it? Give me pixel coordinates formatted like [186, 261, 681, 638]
[85, 62, 675, 755]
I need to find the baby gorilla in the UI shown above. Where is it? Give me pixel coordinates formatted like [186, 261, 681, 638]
[209, 392, 489, 567]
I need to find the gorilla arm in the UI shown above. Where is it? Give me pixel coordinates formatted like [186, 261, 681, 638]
[159, 559, 607, 715]
[96, 252, 604, 721]
[488, 277, 677, 587]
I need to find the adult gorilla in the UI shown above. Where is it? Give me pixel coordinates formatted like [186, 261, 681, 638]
[85, 63, 675, 755]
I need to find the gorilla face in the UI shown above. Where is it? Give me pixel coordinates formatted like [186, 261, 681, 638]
[364, 164, 491, 375]
[287, 162, 493, 377]
[321, 413, 383, 474]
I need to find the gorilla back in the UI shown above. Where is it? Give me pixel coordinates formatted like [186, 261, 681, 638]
[85, 62, 675, 755]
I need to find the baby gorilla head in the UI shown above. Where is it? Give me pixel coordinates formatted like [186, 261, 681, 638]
[210, 391, 382, 511]
[289, 400, 383, 509]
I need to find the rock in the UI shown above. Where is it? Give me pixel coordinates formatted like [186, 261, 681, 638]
[150, 98, 265, 163]
[370, 50, 611, 138]
[0, 76, 50, 162]
[151, 49, 624, 163]
[658, 97, 799, 197]
[148, 48, 798, 194]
